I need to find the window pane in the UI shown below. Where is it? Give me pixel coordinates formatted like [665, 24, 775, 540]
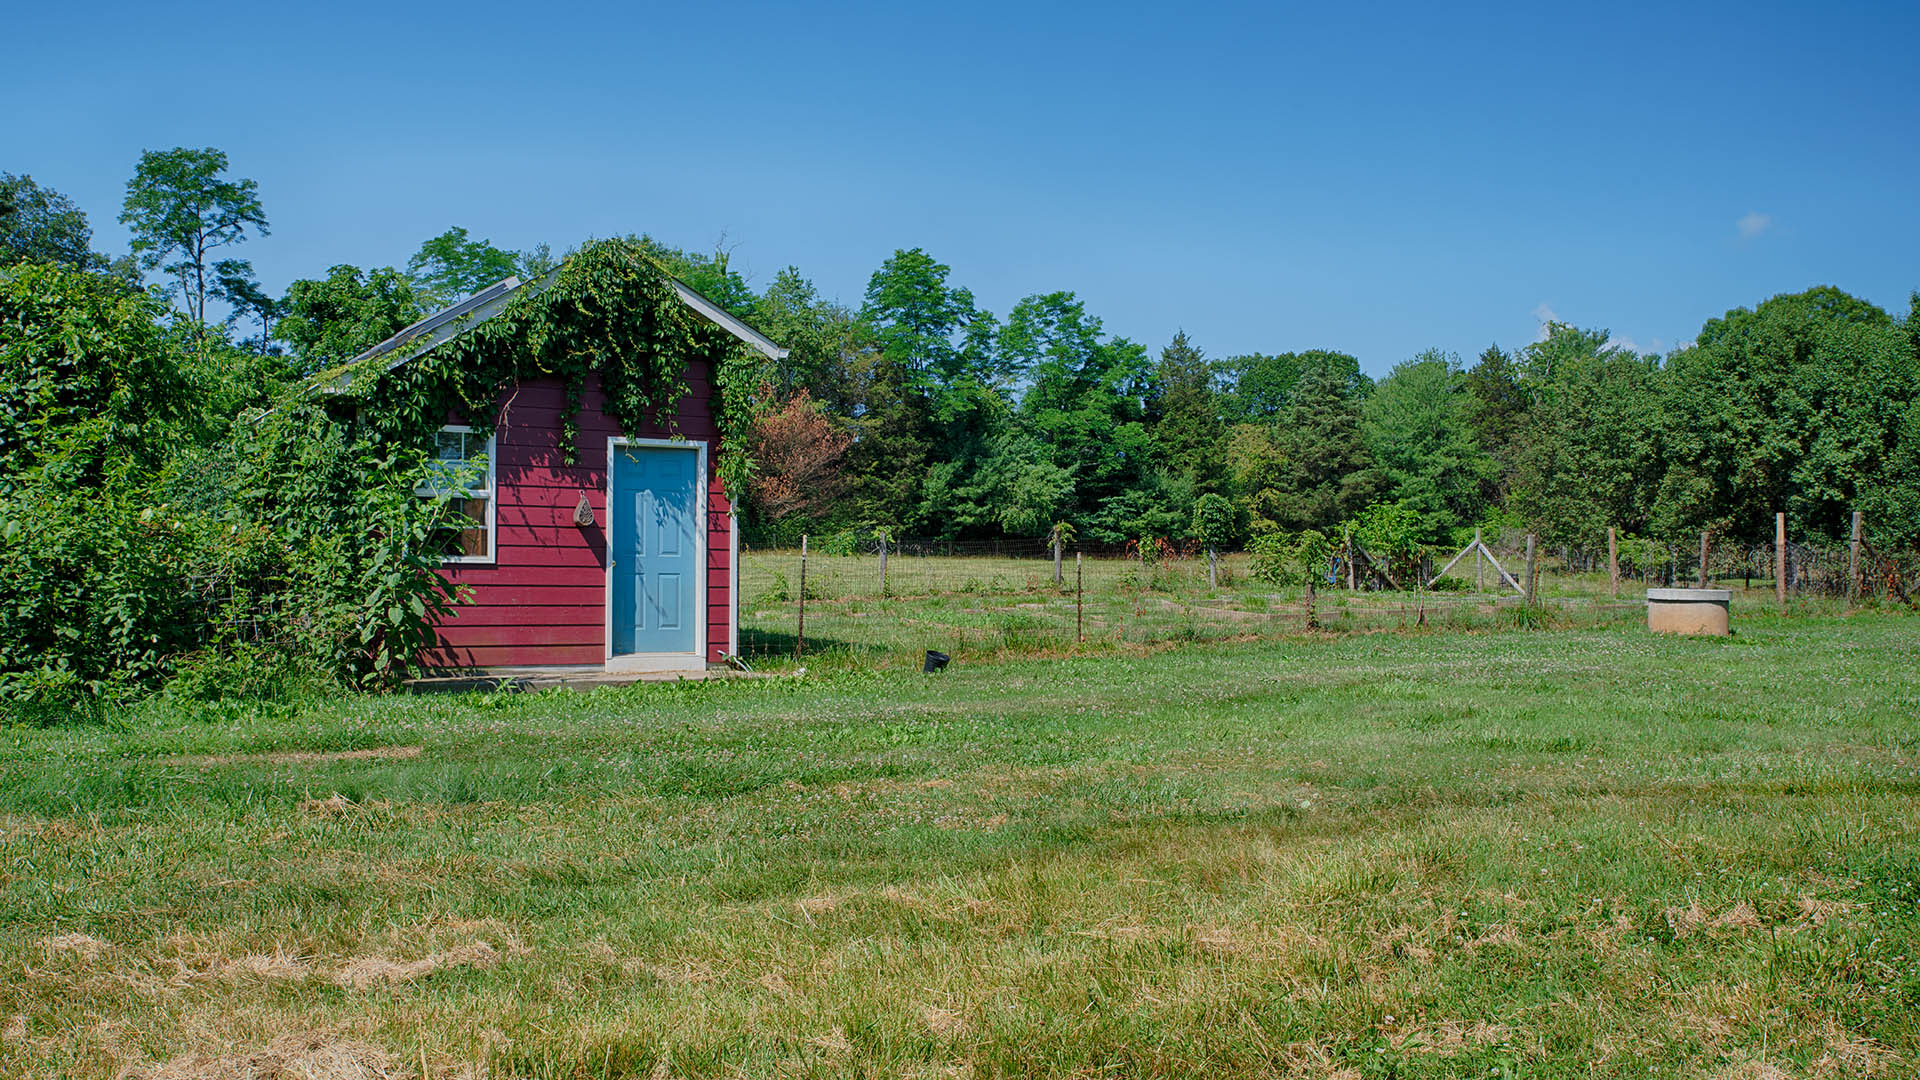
[457, 497, 490, 558]
[436, 430, 467, 462]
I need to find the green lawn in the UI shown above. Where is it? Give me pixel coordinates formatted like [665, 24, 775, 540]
[3, 614, 1918, 1078]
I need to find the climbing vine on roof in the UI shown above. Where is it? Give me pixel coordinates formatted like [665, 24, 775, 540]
[331, 237, 765, 488]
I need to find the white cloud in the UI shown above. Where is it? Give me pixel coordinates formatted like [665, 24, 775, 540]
[1531, 302, 1558, 341]
[1737, 211, 1772, 239]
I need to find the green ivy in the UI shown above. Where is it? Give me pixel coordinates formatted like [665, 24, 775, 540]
[326, 238, 765, 482]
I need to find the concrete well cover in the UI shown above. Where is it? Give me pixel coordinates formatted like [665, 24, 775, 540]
[1645, 588, 1732, 635]
[1646, 588, 1732, 602]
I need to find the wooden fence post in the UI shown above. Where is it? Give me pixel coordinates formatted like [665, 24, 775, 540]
[1053, 534, 1062, 587]
[1698, 530, 1710, 588]
[1474, 527, 1484, 592]
[1607, 526, 1619, 598]
[1524, 534, 1538, 604]
[1775, 512, 1787, 605]
[878, 533, 888, 597]
[1207, 546, 1218, 589]
[1848, 510, 1863, 601]
[796, 534, 808, 658]
[1075, 552, 1084, 643]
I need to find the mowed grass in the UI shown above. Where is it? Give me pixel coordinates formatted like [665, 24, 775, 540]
[3, 615, 1919, 1078]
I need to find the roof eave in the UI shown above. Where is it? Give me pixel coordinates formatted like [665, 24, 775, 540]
[669, 279, 790, 361]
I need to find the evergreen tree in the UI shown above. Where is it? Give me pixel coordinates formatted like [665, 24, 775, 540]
[1150, 331, 1225, 495]
[1261, 360, 1382, 530]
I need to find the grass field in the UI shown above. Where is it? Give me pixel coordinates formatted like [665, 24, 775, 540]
[736, 546, 1798, 670]
[4, 614, 1918, 1078]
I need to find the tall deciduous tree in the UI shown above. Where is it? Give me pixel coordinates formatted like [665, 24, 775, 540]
[1651, 286, 1915, 542]
[1, 173, 139, 285]
[2, 173, 91, 270]
[119, 147, 268, 326]
[277, 265, 426, 374]
[859, 249, 1005, 532]
[1508, 324, 1660, 543]
[1005, 291, 1158, 540]
[406, 227, 520, 306]
[1222, 349, 1369, 423]
[1362, 349, 1495, 542]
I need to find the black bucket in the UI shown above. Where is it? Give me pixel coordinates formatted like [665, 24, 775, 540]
[922, 650, 951, 673]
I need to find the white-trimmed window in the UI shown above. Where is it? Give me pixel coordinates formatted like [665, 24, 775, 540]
[418, 425, 496, 563]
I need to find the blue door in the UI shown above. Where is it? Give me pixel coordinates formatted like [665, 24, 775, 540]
[609, 444, 701, 656]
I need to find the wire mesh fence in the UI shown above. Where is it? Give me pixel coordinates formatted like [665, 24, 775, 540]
[733, 525, 1918, 668]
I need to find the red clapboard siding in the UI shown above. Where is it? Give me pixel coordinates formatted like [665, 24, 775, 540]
[447, 584, 605, 606]
[498, 505, 605, 529]
[498, 485, 610, 509]
[491, 524, 609, 548]
[428, 644, 605, 667]
[446, 565, 598, 588]
[438, 605, 602, 628]
[436, 624, 604, 647]
[431, 369, 732, 670]
[492, 543, 609, 568]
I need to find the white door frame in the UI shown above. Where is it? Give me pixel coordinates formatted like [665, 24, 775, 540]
[604, 436, 708, 673]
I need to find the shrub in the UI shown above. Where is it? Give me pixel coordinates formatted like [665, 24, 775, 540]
[0, 479, 204, 716]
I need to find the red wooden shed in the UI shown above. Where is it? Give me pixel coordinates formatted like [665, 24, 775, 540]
[319, 272, 786, 676]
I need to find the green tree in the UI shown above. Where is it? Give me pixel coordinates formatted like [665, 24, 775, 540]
[752, 266, 871, 398]
[1362, 350, 1495, 543]
[1258, 360, 1383, 530]
[1004, 292, 1159, 540]
[1150, 331, 1225, 494]
[0, 261, 191, 482]
[861, 248, 987, 385]
[1191, 491, 1236, 585]
[1221, 349, 1367, 423]
[119, 147, 269, 325]
[1462, 343, 1527, 495]
[277, 265, 427, 375]
[406, 227, 520, 306]
[859, 249, 1010, 533]
[210, 258, 278, 351]
[1650, 287, 1913, 542]
[1508, 324, 1660, 543]
[3, 173, 93, 269]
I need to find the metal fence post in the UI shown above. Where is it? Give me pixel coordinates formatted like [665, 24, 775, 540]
[1075, 551, 1084, 643]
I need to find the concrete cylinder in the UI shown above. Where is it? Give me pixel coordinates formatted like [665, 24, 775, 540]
[1646, 588, 1731, 636]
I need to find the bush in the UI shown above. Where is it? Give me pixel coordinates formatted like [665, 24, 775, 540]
[0, 481, 204, 713]
[164, 642, 322, 704]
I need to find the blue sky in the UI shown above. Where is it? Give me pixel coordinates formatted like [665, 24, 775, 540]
[8, 0, 1917, 374]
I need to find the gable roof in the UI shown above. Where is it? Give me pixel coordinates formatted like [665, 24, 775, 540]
[312, 267, 788, 397]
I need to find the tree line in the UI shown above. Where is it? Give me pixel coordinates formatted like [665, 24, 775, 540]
[7, 148, 1917, 557]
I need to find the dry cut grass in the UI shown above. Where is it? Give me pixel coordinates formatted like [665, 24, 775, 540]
[1, 613, 1917, 1078]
